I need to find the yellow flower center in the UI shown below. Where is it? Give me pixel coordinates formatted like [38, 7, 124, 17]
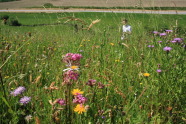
[70, 66, 78, 70]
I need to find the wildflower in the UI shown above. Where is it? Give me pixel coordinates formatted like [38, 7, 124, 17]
[163, 46, 172, 52]
[73, 94, 87, 104]
[165, 30, 173, 33]
[115, 59, 120, 62]
[148, 45, 154, 48]
[86, 79, 96, 87]
[10, 86, 26, 96]
[74, 104, 86, 114]
[98, 82, 105, 89]
[140, 83, 143, 85]
[110, 43, 114, 46]
[173, 38, 183, 43]
[156, 69, 162, 73]
[158, 41, 162, 43]
[159, 33, 166, 36]
[57, 99, 66, 106]
[143, 73, 150, 77]
[20, 96, 31, 105]
[63, 66, 79, 72]
[171, 40, 177, 43]
[25, 115, 33, 123]
[64, 70, 79, 81]
[63, 53, 83, 63]
[152, 31, 159, 34]
[72, 89, 84, 95]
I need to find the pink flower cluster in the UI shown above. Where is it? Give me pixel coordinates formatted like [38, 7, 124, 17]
[73, 94, 87, 104]
[63, 53, 83, 64]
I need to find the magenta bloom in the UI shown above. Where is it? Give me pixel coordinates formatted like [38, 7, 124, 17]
[64, 70, 79, 81]
[65, 53, 82, 61]
[148, 45, 154, 48]
[57, 99, 66, 106]
[153, 31, 159, 34]
[159, 33, 166, 36]
[158, 41, 162, 43]
[165, 30, 173, 33]
[171, 40, 177, 43]
[163, 46, 172, 52]
[73, 94, 87, 104]
[86, 79, 96, 87]
[10, 86, 26, 96]
[20, 96, 31, 105]
[156, 69, 162, 73]
[173, 38, 183, 43]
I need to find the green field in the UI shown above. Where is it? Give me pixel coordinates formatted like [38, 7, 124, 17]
[0, 12, 186, 123]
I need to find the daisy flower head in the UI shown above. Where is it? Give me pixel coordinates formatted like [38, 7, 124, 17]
[74, 104, 86, 114]
[72, 89, 84, 95]
[63, 66, 79, 72]
[143, 73, 150, 77]
[10, 86, 26, 96]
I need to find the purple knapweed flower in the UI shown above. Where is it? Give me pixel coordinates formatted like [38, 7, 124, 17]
[57, 99, 66, 106]
[20, 96, 31, 105]
[165, 30, 173, 33]
[156, 69, 162, 73]
[10, 86, 26, 96]
[86, 79, 96, 87]
[73, 94, 87, 104]
[158, 41, 162, 43]
[159, 33, 166, 36]
[148, 45, 154, 48]
[163, 46, 172, 52]
[153, 31, 159, 34]
[171, 40, 177, 43]
[173, 38, 183, 43]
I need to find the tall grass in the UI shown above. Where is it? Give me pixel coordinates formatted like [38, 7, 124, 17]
[0, 12, 186, 123]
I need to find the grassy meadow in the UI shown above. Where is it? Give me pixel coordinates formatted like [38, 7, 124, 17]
[0, 12, 186, 123]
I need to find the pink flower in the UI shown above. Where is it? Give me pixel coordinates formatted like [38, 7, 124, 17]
[57, 99, 66, 106]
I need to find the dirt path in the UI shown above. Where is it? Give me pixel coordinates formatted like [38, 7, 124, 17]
[1, 8, 186, 15]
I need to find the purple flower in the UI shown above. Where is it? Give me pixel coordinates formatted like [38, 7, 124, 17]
[171, 40, 177, 43]
[57, 99, 66, 106]
[148, 45, 154, 48]
[10, 86, 26, 96]
[156, 69, 162, 73]
[20, 96, 31, 105]
[153, 31, 159, 34]
[165, 30, 173, 33]
[159, 33, 166, 36]
[163, 46, 172, 52]
[73, 94, 87, 104]
[86, 79, 96, 87]
[173, 38, 183, 43]
[158, 41, 162, 43]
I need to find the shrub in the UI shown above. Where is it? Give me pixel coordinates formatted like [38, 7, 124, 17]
[6, 17, 21, 26]
[43, 3, 54, 8]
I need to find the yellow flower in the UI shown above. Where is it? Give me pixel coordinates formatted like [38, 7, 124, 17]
[110, 43, 114, 46]
[63, 66, 79, 72]
[143, 73, 150, 77]
[74, 104, 86, 114]
[70, 66, 79, 70]
[72, 89, 84, 95]
[115, 59, 120, 62]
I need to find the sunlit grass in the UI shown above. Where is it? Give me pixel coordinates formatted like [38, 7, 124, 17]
[0, 12, 186, 123]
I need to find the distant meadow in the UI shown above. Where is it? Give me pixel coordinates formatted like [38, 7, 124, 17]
[0, 12, 186, 123]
